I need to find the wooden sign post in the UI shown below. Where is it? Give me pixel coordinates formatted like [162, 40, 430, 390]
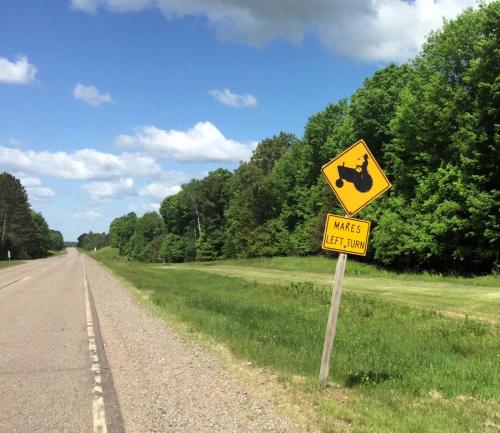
[318, 252, 347, 388]
[318, 139, 391, 389]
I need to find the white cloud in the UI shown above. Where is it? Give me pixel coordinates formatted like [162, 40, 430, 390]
[0, 146, 161, 180]
[0, 55, 37, 85]
[19, 176, 42, 188]
[74, 209, 103, 220]
[70, 0, 100, 13]
[127, 202, 163, 214]
[82, 177, 135, 200]
[209, 88, 257, 108]
[139, 182, 181, 199]
[18, 176, 56, 201]
[319, 0, 479, 62]
[115, 121, 255, 162]
[69, 0, 480, 62]
[138, 169, 187, 199]
[8, 138, 23, 147]
[73, 83, 113, 106]
[28, 186, 56, 200]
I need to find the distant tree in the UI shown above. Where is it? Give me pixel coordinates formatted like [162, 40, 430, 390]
[103, 3, 499, 273]
[304, 101, 354, 181]
[0, 172, 35, 259]
[109, 212, 137, 255]
[194, 168, 233, 260]
[128, 212, 164, 262]
[371, 2, 500, 273]
[159, 233, 188, 263]
[349, 63, 410, 163]
[223, 133, 297, 257]
[77, 232, 110, 251]
[251, 132, 295, 174]
[29, 211, 50, 258]
[48, 230, 65, 251]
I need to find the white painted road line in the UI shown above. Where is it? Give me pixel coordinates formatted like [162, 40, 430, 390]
[83, 261, 108, 433]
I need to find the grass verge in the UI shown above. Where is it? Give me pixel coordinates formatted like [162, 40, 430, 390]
[0, 260, 24, 269]
[89, 248, 500, 433]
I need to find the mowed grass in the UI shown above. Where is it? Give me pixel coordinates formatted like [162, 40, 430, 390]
[198, 255, 500, 286]
[90, 248, 500, 433]
[168, 258, 500, 322]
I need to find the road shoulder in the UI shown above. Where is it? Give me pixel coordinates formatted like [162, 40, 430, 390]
[82, 254, 305, 433]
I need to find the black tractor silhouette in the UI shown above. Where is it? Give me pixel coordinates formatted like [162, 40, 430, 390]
[335, 153, 373, 193]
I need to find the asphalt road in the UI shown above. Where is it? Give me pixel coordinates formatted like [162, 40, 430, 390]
[0, 248, 93, 433]
[0, 249, 303, 433]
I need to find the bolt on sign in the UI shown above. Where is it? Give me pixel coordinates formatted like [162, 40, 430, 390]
[322, 214, 371, 256]
[321, 139, 391, 216]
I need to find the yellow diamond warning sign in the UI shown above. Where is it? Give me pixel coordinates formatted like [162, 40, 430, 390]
[322, 214, 371, 256]
[322, 139, 391, 216]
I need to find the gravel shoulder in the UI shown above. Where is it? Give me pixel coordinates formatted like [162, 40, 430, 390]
[82, 254, 305, 433]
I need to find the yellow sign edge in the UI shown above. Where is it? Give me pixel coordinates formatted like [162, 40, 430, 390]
[321, 139, 392, 217]
[321, 213, 371, 256]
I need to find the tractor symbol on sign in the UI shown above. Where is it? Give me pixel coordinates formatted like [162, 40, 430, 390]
[335, 153, 373, 193]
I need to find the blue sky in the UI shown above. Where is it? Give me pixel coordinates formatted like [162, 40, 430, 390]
[0, 0, 478, 241]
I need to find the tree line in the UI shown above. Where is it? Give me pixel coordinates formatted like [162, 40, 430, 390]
[77, 232, 110, 251]
[96, 3, 498, 274]
[0, 172, 64, 260]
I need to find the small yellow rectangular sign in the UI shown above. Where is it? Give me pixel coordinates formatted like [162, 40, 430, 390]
[322, 214, 371, 256]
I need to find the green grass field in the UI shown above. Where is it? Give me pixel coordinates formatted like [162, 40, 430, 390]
[196, 255, 500, 286]
[0, 260, 24, 269]
[89, 248, 500, 433]
[168, 259, 500, 323]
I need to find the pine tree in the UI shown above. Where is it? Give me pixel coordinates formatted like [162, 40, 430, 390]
[0, 172, 36, 259]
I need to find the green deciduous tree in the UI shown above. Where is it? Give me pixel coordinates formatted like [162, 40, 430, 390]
[29, 211, 50, 258]
[48, 230, 65, 251]
[109, 212, 137, 255]
[77, 232, 110, 251]
[377, 2, 500, 272]
[103, 4, 499, 274]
